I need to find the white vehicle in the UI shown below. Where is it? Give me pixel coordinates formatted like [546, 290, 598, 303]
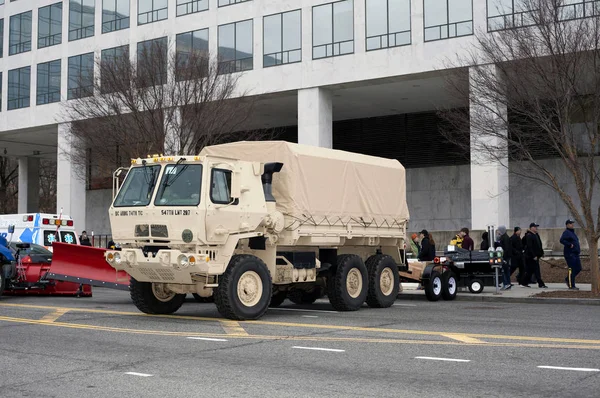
[0, 213, 80, 249]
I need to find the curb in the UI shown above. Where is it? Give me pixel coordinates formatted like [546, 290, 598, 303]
[397, 292, 600, 306]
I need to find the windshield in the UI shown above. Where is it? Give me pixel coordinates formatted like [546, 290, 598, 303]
[154, 164, 202, 206]
[114, 165, 160, 207]
[10, 242, 53, 256]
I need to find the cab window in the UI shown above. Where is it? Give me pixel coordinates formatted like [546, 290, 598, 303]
[210, 169, 235, 204]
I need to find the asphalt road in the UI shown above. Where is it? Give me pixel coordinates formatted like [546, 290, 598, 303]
[0, 289, 599, 398]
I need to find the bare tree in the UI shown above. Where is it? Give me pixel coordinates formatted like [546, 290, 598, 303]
[0, 157, 18, 213]
[61, 38, 274, 182]
[39, 159, 57, 213]
[440, 0, 600, 294]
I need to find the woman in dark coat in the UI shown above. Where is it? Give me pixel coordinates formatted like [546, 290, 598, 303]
[480, 232, 490, 251]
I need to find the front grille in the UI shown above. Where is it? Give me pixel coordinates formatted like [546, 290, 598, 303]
[151, 224, 168, 238]
[135, 224, 149, 237]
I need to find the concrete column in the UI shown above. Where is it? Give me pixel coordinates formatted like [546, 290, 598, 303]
[297, 87, 333, 148]
[57, 123, 87, 231]
[17, 157, 40, 213]
[470, 65, 510, 230]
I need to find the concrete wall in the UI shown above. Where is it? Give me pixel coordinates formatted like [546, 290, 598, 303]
[85, 189, 113, 235]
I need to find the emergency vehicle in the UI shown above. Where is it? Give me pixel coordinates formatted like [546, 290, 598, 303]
[0, 213, 79, 249]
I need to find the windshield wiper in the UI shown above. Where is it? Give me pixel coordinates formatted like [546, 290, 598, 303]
[162, 158, 188, 188]
[141, 160, 157, 199]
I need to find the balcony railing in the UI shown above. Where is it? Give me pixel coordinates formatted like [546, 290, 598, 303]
[138, 8, 168, 25]
[177, 0, 208, 16]
[102, 16, 130, 33]
[312, 39, 354, 59]
[37, 91, 61, 105]
[68, 85, 94, 100]
[424, 20, 472, 42]
[366, 30, 411, 51]
[487, 10, 537, 32]
[7, 97, 30, 110]
[218, 0, 250, 7]
[218, 57, 254, 74]
[69, 25, 94, 41]
[9, 40, 31, 55]
[38, 33, 62, 48]
[263, 48, 301, 67]
[557, 0, 600, 21]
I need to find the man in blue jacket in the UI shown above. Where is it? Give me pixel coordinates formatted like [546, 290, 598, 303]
[560, 219, 581, 290]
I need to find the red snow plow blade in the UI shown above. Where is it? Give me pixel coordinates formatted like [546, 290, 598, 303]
[47, 243, 130, 291]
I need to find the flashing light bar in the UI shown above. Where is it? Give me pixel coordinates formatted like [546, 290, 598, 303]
[42, 218, 74, 227]
[22, 215, 34, 222]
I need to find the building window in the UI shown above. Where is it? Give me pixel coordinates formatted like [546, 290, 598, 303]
[487, 0, 537, 31]
[37, 59, 61, 105]
[218, 20, 253, 74]
[366, 0, 410, 51]
[9, 11, 32, 55]
[0, 73, 3, 111]
[101, 45, 129, 92]
[263, 10, 301, 67]
[176, 29, 209, 80]
[423, 0, 472, 41]
[70, 0, 95, 41]
[68, 52, 95, 99]
[0, 19, 4, 58]
[137, 37, 168, 86]
[138, 0, 168, 25]
[38, 2, 63, 49]
[218, 0, 250, 7]
[176, 0, 208, 17]
[312, 0, 354, 60]
[557, 0, 600, 21]
[103, 0, 130, 33]
[8, 66, 30, 110]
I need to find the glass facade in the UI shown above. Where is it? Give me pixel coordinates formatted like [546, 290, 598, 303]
[218, 20, 253, 73]
[263, 10, 302, 67]
[487, 0, 537, 31]
[218, 0, 250, 7]
[137, 37, 168, 85]
[9, 11, 32, 55]
[138, 0, 168, 25]
[38, 2, 63, 49]
[68, 52, 95, 99]
[8, 66, 30, 110]
[0, 19, 3, 58]
[69, 0, 95, 41]
[312, 0, 354, 59]
[424, 0, 473, 41]
[37, 59, 61, 105]
[556, 0, 600, 21]
[176, 0, 208, 17]
[101, 45, 129, 92]
[366, 0, 410, 51]
[176, 28, 209, 80]
[103, 0, 130, 33]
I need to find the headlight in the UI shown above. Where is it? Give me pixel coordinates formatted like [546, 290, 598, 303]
[177, 254, 189, 267]
[114, 252, 122, 264]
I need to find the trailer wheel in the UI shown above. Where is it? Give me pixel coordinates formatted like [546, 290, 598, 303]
[441, 271, 458, 301]
[288, 286, 324, 305]
[215, 255, 272, 320]
[424, 271, 442, 301]
[192, 293, 214, 303]
[269, 291, 287, 307]
[327, 254, 368, 311]
[130, 278, 186, 314]
[468, 279, 484, 294]
[365, 254, 400, 308]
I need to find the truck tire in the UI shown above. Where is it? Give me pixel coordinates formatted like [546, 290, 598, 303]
[424, 271, 442, 301]
[130, 278, 186, 314]
[192, 293, 215, 303]
[215, 255, 272, 320]
[365, 254, 400, 308]
[327, 254, 368, 311]
[288, 286, 324, 305]
[441, 271, 458, 301]
[269, 291, 287, 307]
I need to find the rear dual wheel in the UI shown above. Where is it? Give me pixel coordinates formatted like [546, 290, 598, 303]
[327, 254, 368, 311]
[365, 255, 400, 308]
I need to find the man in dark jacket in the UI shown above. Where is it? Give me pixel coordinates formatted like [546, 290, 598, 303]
[460, 228, 474, 251]
[497, 225, 513, 290]
[521, 222, 548, 288]
[510, 227, 525, 285]
[418, 229, 435, 261]
[560, 219, 581, 290]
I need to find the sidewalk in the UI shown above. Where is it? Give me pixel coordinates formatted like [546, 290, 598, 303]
[398, 283, 600, 305]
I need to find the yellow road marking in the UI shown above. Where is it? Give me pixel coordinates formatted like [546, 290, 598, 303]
[443, 334, 485, 344]
[1, 302, 600, 346]
[220, 321, 249, 336]
[1, 315, 600, 350]
[40, 308, 70, 323]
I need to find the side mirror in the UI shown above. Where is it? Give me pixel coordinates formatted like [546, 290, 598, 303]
[8, 225, 15, 234]
[16, 243, 30, 249]
[230, 170, 241, 199]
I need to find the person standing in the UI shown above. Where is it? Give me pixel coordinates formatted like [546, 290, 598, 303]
[461, 228, 474, 251]
[79, 231, 92, 246]
[510, 227, 525, 286]
[497, 226, 513, 290]
[418, 230, 435, 261]
[521, 223, 548, 288]
[480, 232, 490, 251]
[560, 219, 581, 291]
[450, 230, 464, 248]
[409, 233, 420, 258]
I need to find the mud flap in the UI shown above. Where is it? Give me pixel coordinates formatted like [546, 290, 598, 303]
[47, 243, 130, 291]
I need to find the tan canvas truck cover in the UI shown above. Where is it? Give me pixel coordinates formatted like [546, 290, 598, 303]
[200, 141, 409, 228]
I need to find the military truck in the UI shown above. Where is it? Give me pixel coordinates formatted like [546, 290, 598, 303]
[103, 141, 410, 320]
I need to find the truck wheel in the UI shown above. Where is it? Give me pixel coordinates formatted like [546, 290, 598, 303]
[269, 291, 287, 307]
[441, 271, 458, 301]
[468, 278, 484, 294]
[327, 254, 368, 311]
[288, 286, 324, 305]
[130, 278, 186, 314]
[424, 271, 442, 301]
[215, 255, 272, 320]
[365, 254, 400, 308]
[192, 293, 214, 303]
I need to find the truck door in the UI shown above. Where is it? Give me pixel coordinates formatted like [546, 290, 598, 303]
[205, 166, 242, 244]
